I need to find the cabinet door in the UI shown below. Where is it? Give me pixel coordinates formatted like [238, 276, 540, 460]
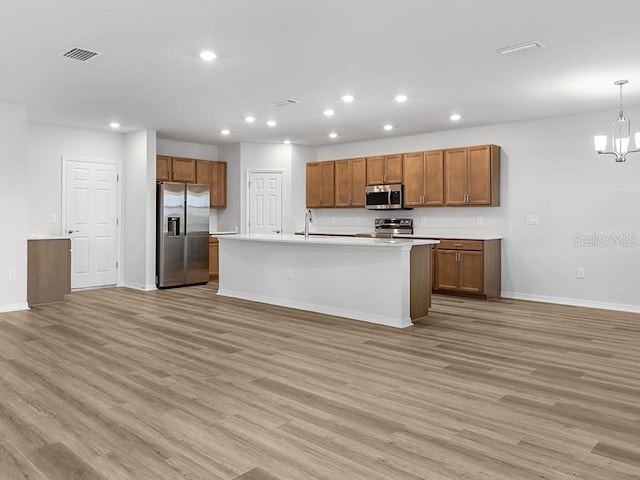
[435, 250, 459, 290]
[320, 161, 335, 207]
[156, 155, 172, 181]
[385, 154, 403, 184]
[209, 162, 227, 208]
[209, 239, 219, 275]
[403, 152, 424, 206]
[334, 160, 351, 207]
[444, 148, 468, 206]
[366, 156, 385, 185]
[196, 160, 211, 185]
[468, 145, 492, 205]
[172, 158, 196, 183]
[306, 162, 322, 207]
[459, 251, 483, 293]
[424, 150, 444, 206]
[349, 157, 367, 207]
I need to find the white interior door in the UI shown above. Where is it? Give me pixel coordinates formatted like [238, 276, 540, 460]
[248, 171, 282, 234]
[65, 159, 118, 289]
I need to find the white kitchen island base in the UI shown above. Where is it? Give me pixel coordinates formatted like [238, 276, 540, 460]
[217, 234, 437, 328]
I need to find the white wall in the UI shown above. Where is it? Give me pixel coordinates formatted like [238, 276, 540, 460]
[156, 138, 218, 160]
[312, 109, 640, 312]
[27, 123, 125, 237]
[123, 130, 157, 290]
[217, 143, 241, 233]
[0, 102, 28, 312]
[291, 145, 316, 231]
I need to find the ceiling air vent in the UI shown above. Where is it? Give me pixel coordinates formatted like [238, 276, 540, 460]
[271, 99, 299, 107]
[62, 47, 102, 62]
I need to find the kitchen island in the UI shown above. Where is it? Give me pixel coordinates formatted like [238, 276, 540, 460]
[217, 234, 438, 328]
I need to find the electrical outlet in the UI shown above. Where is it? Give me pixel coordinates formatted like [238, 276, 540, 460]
[420, 216, 427, 226]
[524, 215, 539, 225]
[576, 267, 585, 279]
[8, 270, 15, 281]
[476, 215, 483, 225]
[330, 217, 336, 224]
[286, 268, 294, 279]
[50, 214, 57, 224]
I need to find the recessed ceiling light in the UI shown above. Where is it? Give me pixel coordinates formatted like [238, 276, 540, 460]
[109, 122, 120, 129]
[266, 120, 277, 127]
[496, 41, 545, 55]
[199, 50, 218, 61]
[323, 109, 335, 117]
[245, 116, 256, 123]
[283, 140, 291, 144]
[220, 129, 231, 135]
[329, 132, 338, 139]
[395, 95, 408, 103]
[450, 114, 461, 121]
[383, 124, 394, 131]
[340, 95, 354, 103]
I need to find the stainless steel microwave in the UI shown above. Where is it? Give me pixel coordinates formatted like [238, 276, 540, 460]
[365, 184, 405, 210]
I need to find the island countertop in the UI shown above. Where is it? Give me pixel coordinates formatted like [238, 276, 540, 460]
[219, 233, 439, 248]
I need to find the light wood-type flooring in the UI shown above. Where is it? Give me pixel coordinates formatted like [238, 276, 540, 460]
[0, 284, 639, 480]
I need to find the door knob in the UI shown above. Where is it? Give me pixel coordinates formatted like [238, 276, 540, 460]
[67, 229, 79, 234]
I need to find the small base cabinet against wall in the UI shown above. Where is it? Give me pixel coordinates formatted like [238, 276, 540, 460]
[434, 239, 501, 299]
[27, 238, 71, 305]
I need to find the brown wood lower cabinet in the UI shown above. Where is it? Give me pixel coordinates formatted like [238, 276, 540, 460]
[209, 236, 219, 276]
[434, 239, 501, 299]
[27, 238, 71, 305]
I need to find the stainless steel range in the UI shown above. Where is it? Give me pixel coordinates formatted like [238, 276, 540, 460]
[355, 218, 413, 238]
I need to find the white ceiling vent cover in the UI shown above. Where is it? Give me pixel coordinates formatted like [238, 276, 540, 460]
[62, 47, 102, 62]
[271, 99, 299, 107]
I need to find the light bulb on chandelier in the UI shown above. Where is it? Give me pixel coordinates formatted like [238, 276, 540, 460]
[594, 80, 640, 162]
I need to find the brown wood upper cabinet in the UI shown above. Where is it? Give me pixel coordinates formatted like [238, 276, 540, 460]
[366, 154, 403, 185]
[196, 160, 210, 185]
[156, 156, 197, 183]
[444, 145, 500, 206]
[156, 155, 172, 181]
[334, 158, 366, 207]
[209, 161, 227, 208]
[403, 150, 444, 207]
[171, 157, 197, 183]
[306, 161, 335, 208]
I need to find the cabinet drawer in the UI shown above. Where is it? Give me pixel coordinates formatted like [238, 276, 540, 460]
[437, 239, 483, 251]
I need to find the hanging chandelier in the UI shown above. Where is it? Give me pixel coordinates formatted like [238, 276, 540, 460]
[594, 80, 640, 162]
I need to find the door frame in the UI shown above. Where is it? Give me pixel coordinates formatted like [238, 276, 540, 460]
[245, 169, 284, 234]
[61, 155, 122, 288]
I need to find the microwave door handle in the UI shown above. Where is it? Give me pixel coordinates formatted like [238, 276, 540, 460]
[388, 190, 392, 205]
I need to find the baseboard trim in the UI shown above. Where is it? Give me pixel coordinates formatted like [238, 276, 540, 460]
[217, 288, 412, 328]
[0, 302, 30, 313]
[122, 282, 157, 291]
[501, 291, 640, 314]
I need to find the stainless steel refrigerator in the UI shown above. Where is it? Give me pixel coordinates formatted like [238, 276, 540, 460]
[156, 182, 210, 288]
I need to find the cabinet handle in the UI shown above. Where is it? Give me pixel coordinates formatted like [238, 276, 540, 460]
[453, 243, 463, 247]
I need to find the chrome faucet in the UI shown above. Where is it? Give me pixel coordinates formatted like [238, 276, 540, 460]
[304, 209, 313, 238]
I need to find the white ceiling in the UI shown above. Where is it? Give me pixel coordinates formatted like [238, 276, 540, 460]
[2, 0, 640, 146]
